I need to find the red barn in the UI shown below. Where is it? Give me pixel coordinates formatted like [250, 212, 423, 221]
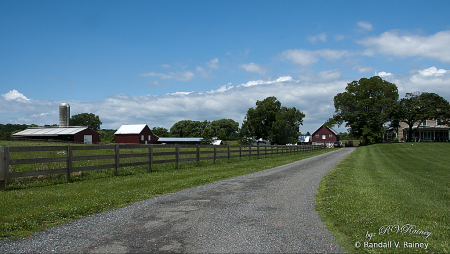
[311, 124, 340, 145]
[114, 124, 159, 144]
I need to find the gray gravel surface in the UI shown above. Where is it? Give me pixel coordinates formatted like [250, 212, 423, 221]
[0, 147, 355, 253]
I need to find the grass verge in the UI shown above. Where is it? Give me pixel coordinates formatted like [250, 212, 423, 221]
[316, 143, 450, 253]
[1, 146, 334, 240]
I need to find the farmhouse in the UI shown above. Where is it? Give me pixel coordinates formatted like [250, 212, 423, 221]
[383, 120, 450, 142]
[311, 124, 339, 145]
[114, 124, 159, 144]
[13, 126, 100, 144]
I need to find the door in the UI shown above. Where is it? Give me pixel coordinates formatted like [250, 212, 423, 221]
[84, 135, 92, 144]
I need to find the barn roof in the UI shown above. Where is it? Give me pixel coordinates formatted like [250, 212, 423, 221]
[311, 124, 339, 136]
[13, 126, 90, 137]
[158, 137, 202, 142]
[114, 124, 148, 135]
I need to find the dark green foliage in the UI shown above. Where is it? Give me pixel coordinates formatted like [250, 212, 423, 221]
[240, 96, 305, 145]
[151, 127, 170, 137]
[0, 124, 29, 139]
[169, 119, 239, 140]
[332, 76, 399, 144]
[69, 113, 102, 131]
[97, 129, 116, 143]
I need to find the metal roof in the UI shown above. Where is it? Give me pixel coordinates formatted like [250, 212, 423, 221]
[13, 127, 89, 137]
[311, 124, 339, 136]
[114, 124, 147, 134]
[158, 137, 202, 142]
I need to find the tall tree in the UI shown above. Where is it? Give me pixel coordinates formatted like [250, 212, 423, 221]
[240, 96, 305, 145]
[170, 120, 209, 137]
[151, 127, 170, 137]
[69, 113, 102, 131]
[210, 119, 239, 140]
[333, 76, 398, 144]
[395, 92, 450, 141]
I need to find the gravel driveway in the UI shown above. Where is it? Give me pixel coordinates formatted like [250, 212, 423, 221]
[0, 147, 355, 253]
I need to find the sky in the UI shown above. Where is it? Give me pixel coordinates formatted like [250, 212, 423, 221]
[1, 0, 450, 134]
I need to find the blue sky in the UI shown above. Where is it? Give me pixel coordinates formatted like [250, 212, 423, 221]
[1, 0, 450, 134]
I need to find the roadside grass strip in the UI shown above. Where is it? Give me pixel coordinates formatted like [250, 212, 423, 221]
[316, 143, 450, 253]
[0, 144, 335, 240]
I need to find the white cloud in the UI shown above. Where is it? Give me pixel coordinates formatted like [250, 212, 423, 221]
[334, 34, 345, 41]
[239, 62, 268, 75]
[239, 76, 293, 87]
[307, 33, 327, 44]
[377, 71, 393, 77]
[207, 58, 219, 69]
[418, 66, 447, 77]
[140, 71, 195, 81]
[357, 30, 450, 62]
[357, 21, 373, 32]
[1, 89, 30, 101]
[161, 64, 170, 68]
[280, 49, 351, 66]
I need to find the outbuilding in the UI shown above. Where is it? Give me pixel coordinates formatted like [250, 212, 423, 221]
[157, 137, 203, 145]
[114, 124, 159, 144]
[311, 124, 340, 145]
[13, 126, 100, 144]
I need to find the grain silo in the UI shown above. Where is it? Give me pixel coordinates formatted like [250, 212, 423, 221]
[59, 102, 70, 127]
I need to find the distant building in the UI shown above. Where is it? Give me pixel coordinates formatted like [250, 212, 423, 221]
[383, 119, 449, 142]
[157, 137, 203, 145]
[311, 124, 339, 145]
[13, 126, 100, 144]
[114, 124, 159, 144]
[297, 136, 312, 145]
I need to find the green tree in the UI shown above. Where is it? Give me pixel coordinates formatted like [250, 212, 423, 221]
[151, 127, 170, 137]
[70, 113, 102, 131]
[240, 96, 305, 145]
[395, 92, 450, 141]
[170, 120, 209, 137]
[98, 129, 115, 143]
[201, 126, 215, 144]
[333, 76, 398, 144]
[210, 119, 239, 140]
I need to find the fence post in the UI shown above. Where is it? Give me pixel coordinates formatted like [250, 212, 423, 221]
[114, 144, 119, 176]
[175, 144, 179, 169]
[66, 145, 72, 183]
[239, 145, 242, 161]
[257, 143, 260, 159]
[248, 145, 251, 160]
[227, 145, 230, 163]
[264, 146, 267, 158]
[196, 144, 200, 166]
[148, 145, 153, 173]
[213, 145, 216, 164]
[0, 146, 8, 190]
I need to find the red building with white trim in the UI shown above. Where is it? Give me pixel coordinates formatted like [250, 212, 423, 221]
[311, 124, 340, 145]
[114, 124, 159, 144]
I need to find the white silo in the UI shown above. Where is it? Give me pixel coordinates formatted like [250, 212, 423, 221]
[59, 102, 70, 127]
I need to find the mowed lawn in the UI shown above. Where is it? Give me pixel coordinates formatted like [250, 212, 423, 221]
[316, 143, 450, 253]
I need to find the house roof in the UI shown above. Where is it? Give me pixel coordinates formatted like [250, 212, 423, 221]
[311, 124, 339, 136]
[158, 137, 202, 142]
[13, 126, 90, 137]
[114, 124, 148, 135]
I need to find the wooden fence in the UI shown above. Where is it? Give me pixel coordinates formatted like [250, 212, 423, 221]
[0, 144, 324, 189]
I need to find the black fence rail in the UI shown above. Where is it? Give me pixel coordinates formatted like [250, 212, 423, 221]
[0, 144, 325, 189]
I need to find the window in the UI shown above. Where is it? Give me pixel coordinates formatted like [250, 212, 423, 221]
[141, 135, 144, 141]
[329, 134, 332, 138]
[322, 135, 326, 139]
[315, 134, 319, 138]
[148, 135, 151, 140]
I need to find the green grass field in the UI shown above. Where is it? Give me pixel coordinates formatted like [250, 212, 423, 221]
[0, 141, 334, 240]
[316, 143, 450, 253]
